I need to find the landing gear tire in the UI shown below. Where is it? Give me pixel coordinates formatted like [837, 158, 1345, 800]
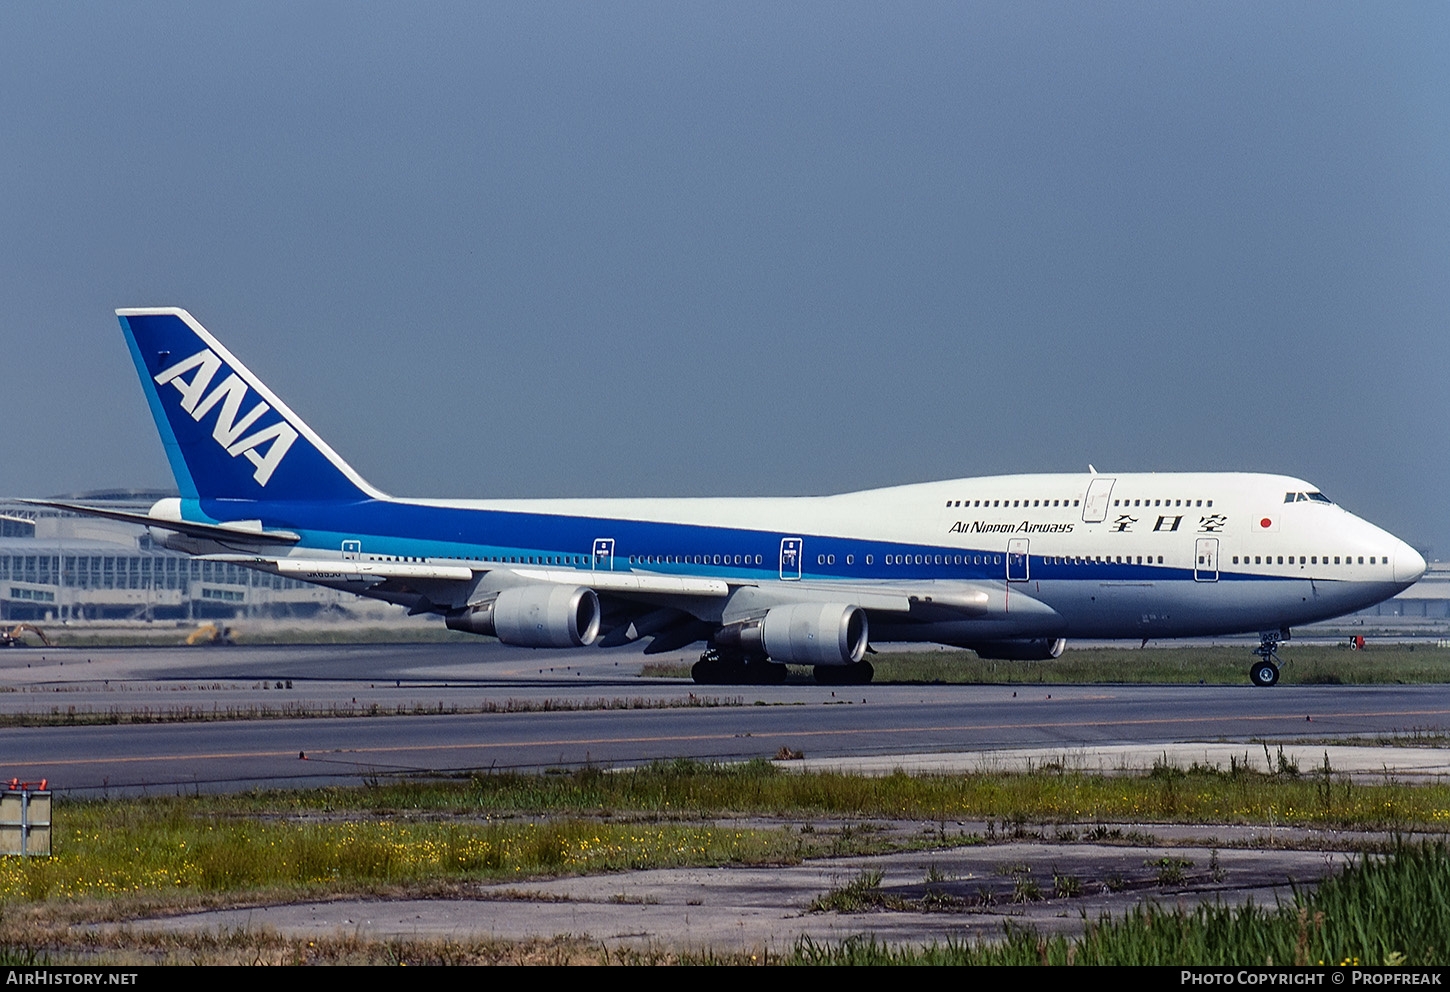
[691, 657, 725, 684]
[755, 662, 788, 685]
[813, 660, 874, 686]
[692, 649, 787, 685]
[1250, 661, 1280, 687]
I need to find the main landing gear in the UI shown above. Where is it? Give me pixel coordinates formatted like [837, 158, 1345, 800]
[690, 649, 876, 685]
[692, 648, 787, 685]
[1250, 630, 1285, 686]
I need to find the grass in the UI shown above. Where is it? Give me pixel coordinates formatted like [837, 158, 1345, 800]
[0, 694, 746, 729]
[3, 759, 1449, 963]
[779, 840, 1450, 966]
[808, 870, 897, 912]
[0, 813, 792, 907]
[643, 643, 1450, 685]
[3, 759, 1448, 911]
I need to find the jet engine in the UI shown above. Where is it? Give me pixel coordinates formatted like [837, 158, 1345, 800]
[968, 637, 1066, 661]
[446, 585, 601, 648]
[716, 603, 869, 666]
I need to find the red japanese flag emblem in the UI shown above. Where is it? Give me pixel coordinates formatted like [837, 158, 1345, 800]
[1257, 515, 1278, 533]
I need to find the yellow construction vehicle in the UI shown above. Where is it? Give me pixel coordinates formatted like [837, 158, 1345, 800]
[1, 623, 53, 648]
[185, 623, 236, 646]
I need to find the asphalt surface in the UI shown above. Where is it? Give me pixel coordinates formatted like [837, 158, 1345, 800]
[4, 643, 1450, 793]
[4, 641, 1449, 953]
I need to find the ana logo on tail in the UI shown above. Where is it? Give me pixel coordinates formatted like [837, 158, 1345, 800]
[153, 348, 298, 486]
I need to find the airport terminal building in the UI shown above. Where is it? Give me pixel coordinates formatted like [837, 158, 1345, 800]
[0, 493, 345, 622]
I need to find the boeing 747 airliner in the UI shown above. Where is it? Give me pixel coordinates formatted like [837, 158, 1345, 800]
[36, 308, 1426, 686]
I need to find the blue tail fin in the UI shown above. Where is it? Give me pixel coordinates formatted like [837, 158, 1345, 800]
[118, 308, 383, 502]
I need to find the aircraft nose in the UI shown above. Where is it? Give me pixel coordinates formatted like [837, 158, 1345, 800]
[1394, 543, 1427, 586]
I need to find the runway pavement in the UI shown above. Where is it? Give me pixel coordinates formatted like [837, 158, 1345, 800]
[6, 642, 1450, 953]
[3, 643, 1450, 794]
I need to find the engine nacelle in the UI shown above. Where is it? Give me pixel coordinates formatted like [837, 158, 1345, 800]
[968, 637, 1066, 661]
[718, 603, 869, 666]
[446, 585, 601, 648]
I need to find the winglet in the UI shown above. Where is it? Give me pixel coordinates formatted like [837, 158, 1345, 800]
[117, 308, 385, 502]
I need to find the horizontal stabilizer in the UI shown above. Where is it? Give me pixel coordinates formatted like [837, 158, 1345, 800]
[21, 500, 300, 545]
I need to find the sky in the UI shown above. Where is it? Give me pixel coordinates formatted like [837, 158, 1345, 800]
[3, 2, 1447, 554]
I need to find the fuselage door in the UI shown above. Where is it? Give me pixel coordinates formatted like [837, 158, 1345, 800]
[341, 540, 361, 561]
[592, 538, 615, 572]
[779, 538, 803, 581]
[1082, 477, 1116, 523]
[1007, 538, 1030, 582]
[1194, 537, 1219, 582]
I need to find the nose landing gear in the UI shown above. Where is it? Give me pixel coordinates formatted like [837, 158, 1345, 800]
[1249, 630, 1286, 686]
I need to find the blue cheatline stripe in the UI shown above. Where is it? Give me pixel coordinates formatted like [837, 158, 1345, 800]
[182, 496, 1296, 585]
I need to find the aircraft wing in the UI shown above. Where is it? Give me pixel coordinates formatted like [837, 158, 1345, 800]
[198, 552, 1040, 619]
[195, 552, 1054, 657]
[271, 558, 475, 583]
[202, 554, 930, 613]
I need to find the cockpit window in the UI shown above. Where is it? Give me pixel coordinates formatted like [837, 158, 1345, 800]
[1306, 491, 1331, 503]
[1284, 491, 1334, 504]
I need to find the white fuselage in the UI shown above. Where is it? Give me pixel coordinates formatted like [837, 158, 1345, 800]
[242, 471, 1423, 644]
